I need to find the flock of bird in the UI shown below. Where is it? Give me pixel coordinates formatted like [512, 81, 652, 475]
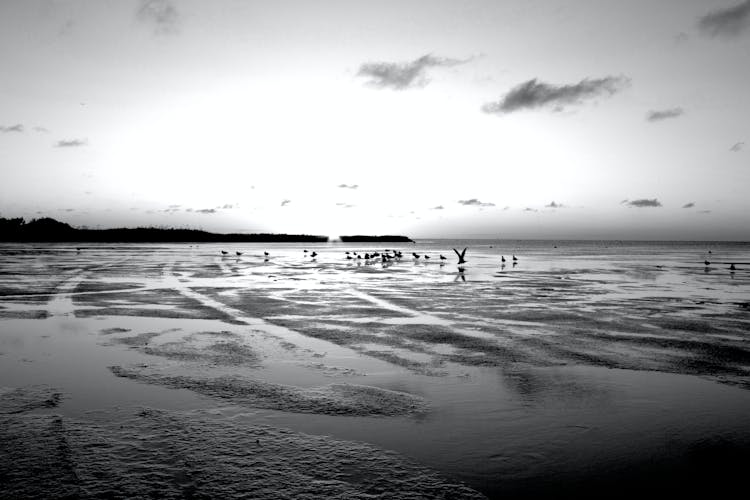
[216, 247, 741, 274]
[218, 247, 523, 269]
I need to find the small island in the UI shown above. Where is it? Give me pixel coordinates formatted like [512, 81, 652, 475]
[339, 235, 414, 243]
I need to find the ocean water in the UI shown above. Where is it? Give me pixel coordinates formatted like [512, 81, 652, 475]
[1, 240, 749, 498]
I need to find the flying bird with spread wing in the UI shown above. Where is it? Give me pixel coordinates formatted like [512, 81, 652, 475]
[453, 247, 467, 264]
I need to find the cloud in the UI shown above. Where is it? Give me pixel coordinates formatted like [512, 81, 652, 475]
[646, 107, 685, 122]
[55, 138, 87, 147]
[336, 203, 355, 208]
[481, 75, 630, 114]
[545, 201, 565, 208]
[682, 202, 695, 208]
[431, 205, 444, 210]
[137, 0, 179, 35]
[196, 208, 216, 214]
[626, 198, 662, 208]
[523, 207, 538, 212]
[730, 141, 745, 152]
[698, 0, 750, 38]
[337, 184, 359, 189]
[281, 199, 291, 207]
[0, 124, 24, 133]
[698, 210, 712, 214]
[357, 54, 470, 90]
[458, 199, 495, 207]
[33, 126, 49, 133]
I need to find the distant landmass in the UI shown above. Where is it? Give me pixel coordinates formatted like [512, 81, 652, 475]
[0, 217, 327, 243]
[339, 235, 414, 243]
[0, 217, 414, 244]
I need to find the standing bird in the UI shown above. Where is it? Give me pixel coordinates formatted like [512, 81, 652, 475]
[412, 252, 420, 259]
[424, 255, 431, 260]
[705, 260, 711, 266]
[236, 251, 243, 256]
[501, 256, 506, 263]
[439, 254, 447, 261]
[730, 263, 736, 271]
[221, 250, 228, 255]
[453, 248, 468, 264]
[310, 251, 317, 258]
[264, 251, 269, 257]
[512, 255, 518, 262]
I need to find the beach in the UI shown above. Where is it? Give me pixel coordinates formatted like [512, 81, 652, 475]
[2, 240, 749, 498]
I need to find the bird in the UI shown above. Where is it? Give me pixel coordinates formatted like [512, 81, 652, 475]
[512, 255, 518, 262]
[236, 251, 243, 256]
[304, 249, 308, 253]
[346, 255, 352, 260]
[412, 252, 420, 259]
[264, 251, 269, 257]
[221, 250, 228, 255]
[345, 251, 350, 255]
[730, 263, 736, 271]
[704, 260, 710, 266]
[424, 255, 431, 260]
[439, 254, 446, 261]
[310, 251, 317, 258]
[453, 248, 467, 264]
[501, 256, 506, 263]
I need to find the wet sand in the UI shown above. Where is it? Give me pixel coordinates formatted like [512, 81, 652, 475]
[1, 241, 749, 498]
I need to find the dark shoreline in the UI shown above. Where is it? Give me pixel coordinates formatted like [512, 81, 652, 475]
[0, 217, 412, 243]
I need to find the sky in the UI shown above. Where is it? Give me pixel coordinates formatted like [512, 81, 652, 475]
[0, 0, 748, 240]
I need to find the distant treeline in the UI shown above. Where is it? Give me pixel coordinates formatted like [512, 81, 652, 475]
[339, 235, 414, 243]
[0, 217, 414, 243]
[0, 217, 328, 243]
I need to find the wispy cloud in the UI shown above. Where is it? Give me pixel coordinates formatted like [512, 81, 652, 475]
[337, 184, 359, 189]
[33, 126, 49, 133]
[137, 0, 179, 35]
[523, 207, 538, 212]
[698, 0, 750, 38]
[0, 124, 24, 133]
[431, 205, 444, 210]
[730, 141, 745, 152]
[335, 203, 355, 209]
[280, 199, 291, 207]
[646, 107, 684, 122]
[626, 198, 662, 208]
[682, 202, 695, 208]
[55, 138, 87, 148]
[357, 54, 470, 90]
[545, 201, 565, 208]
[482, 76, 630, 114]
[196, 208, 216, 214]
[458, 199, 495, 207]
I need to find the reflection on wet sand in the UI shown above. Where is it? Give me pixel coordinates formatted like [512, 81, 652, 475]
[1, 241, 749, 498]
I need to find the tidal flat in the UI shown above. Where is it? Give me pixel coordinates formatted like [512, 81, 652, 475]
[1, 240, 749, 498]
